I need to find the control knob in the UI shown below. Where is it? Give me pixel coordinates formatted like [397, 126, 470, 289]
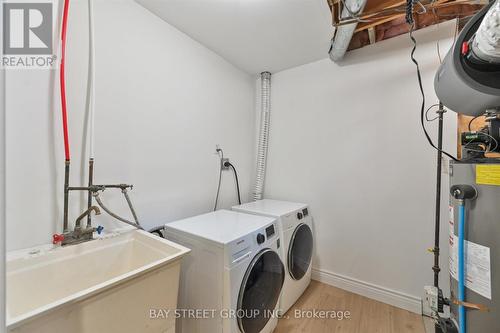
[256, 233, 265, 244]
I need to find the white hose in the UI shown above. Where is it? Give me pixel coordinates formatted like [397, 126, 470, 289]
[253, 72, 271, 201]
[87, 0, 96, 158]
[473, 0, 500, 63]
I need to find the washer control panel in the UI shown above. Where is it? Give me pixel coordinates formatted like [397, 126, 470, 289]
[265, 224, 275, 238]
[254, 222, 278, 246]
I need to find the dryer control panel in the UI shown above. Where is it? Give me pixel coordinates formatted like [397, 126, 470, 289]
[282, 207, 310, 231]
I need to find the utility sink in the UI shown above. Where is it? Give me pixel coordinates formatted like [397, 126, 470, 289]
[6, 230, 190, 333]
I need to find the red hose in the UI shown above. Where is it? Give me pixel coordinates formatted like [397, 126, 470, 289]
[60, 0, 71, 161]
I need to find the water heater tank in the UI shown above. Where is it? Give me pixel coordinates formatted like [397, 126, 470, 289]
[449, 162, 500, 331]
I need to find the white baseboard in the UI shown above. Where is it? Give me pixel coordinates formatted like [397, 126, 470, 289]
[311, 268, 422, 314]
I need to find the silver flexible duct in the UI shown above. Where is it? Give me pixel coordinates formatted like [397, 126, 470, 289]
[253, 72, 271, 201]
[472, 0, 500, 63]
[329, 0, 367, 62]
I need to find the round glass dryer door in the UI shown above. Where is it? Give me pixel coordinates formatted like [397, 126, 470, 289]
[237, 249, 284, 333]
[288, 223, 313, 280]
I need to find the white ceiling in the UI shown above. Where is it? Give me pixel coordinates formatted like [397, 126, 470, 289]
[135, 0, 333, 74]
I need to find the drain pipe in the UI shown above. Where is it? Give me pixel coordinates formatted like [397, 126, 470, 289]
[253, 72, 271, 201]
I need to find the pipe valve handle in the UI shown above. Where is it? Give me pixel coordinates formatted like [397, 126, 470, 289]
[96, 226, 104, 235]
[52, 234, 65, 245]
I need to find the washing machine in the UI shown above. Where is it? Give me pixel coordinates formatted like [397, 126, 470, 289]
[164, 210, 284, 333]
[233, 199, 313, 314]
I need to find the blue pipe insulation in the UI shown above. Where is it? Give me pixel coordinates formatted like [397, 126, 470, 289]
[458, 203, 466, 333]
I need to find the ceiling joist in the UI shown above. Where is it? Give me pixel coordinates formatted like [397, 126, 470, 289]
[327, 0, 487, 51]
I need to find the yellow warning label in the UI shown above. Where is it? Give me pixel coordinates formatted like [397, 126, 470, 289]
[476, 165, 500, 186]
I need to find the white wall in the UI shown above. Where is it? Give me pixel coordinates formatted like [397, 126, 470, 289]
[5, 0, 255, 251]
[262, 22, 458, 309]
[1, 12, 6, 329]
[5, 0, 459, 314]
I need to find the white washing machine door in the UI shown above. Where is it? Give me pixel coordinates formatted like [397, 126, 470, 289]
[237, 248, 284, 333]
[288, 223, 313, 280]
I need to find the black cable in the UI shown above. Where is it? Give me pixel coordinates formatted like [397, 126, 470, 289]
[468, 115, 482, 131]
[405, 0, 414, 25]
[149, 226, 165, 238]
[213, 149, 223, 211]
[408, 24, 459, 162]
[227, 162, 242, 205]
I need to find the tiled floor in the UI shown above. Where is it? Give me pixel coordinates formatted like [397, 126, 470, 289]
[275, 280, 425, 333]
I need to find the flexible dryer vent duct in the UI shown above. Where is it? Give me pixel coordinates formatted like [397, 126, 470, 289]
[253, 72, 271, 201]
[329, 0, 367, 62]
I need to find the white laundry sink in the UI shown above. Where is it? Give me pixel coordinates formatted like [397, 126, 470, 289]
[6, 229, 190, 333]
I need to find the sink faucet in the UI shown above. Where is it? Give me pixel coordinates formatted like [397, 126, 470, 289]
[54, 183, 139, 246]
[53, 206, 103, 246]
[75, 206, 101, 231]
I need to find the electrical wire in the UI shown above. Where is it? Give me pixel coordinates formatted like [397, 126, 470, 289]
[416, 0, 427, 14]
[408, 22, 459, 162]
[149, 227, 164, 238]
[425, 103, 441, 121]
[463, 131, 499, 153]
[437, 39, 443, 63]
[60, 0, 71, 161]
[430, 0, 443, 64]
[213, 148, 223, 211]
[334, 0, 483, 28]
[339, 0, 371, 22]
[454, 16, 459, 42]
[406, 0, 415, 25]
[227, 162, 242, 205]
[213, 148, 242, 209]
[463, 142, 488, 153]
[468, 115, 482, 130]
